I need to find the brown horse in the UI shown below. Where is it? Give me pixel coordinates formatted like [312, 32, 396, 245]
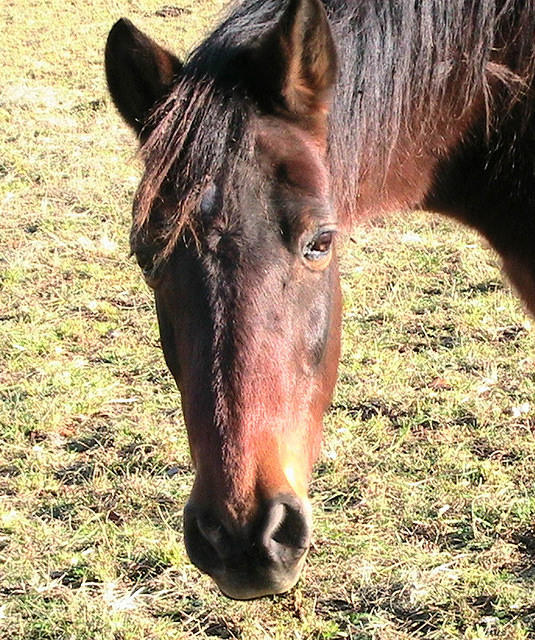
[105, 0, 535, 598]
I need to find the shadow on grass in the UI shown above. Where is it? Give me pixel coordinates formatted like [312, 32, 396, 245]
[316, 584, 535, 638]
[156, 597, 242, 639]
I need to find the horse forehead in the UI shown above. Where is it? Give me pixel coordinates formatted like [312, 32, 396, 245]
[256, 120, 330, 197]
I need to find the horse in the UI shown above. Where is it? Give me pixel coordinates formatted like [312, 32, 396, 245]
[105, 0, 535, 599]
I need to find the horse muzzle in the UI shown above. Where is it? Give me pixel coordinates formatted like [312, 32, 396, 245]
[183, 493, 312, 599]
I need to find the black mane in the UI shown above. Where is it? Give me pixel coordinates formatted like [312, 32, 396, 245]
[327, 0, 535, 215]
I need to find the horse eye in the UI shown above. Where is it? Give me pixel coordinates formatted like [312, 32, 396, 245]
[303, 230, 334, 261]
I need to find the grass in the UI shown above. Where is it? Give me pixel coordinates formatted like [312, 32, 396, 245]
[1, 0, 535, 638]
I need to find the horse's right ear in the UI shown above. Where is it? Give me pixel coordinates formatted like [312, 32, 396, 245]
[243, 0, 337, 133]
[105, 18, 182, 136]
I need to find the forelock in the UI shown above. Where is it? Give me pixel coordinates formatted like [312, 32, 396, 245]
[131, 70, 256, 272]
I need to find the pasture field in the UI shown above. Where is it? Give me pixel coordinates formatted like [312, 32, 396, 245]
[1, 1, 535, 638]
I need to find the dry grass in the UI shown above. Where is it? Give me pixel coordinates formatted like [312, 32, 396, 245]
[1, 1, 535, 638]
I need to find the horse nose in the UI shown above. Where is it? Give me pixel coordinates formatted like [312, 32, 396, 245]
[183, 494, 311, 599]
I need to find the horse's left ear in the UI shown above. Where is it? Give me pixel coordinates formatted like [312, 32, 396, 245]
[105, 18, 182, 136]
[245, 0, 337, 130]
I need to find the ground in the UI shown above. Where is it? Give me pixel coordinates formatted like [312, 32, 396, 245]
[1, 1, 535, 638]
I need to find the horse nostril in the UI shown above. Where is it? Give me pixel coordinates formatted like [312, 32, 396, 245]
[273, 503, 309, 548]
[197, 512, 227, 553]
[183, 504, 228, 574]
[261, 496, 311, 562]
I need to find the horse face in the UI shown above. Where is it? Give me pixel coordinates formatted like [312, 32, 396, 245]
[106, 0, 339, 598]
[152, 117, 341, 598]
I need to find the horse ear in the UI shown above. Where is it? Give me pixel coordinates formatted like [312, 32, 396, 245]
[105, 18, 182, 135]
[247, 0, 337, 129]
